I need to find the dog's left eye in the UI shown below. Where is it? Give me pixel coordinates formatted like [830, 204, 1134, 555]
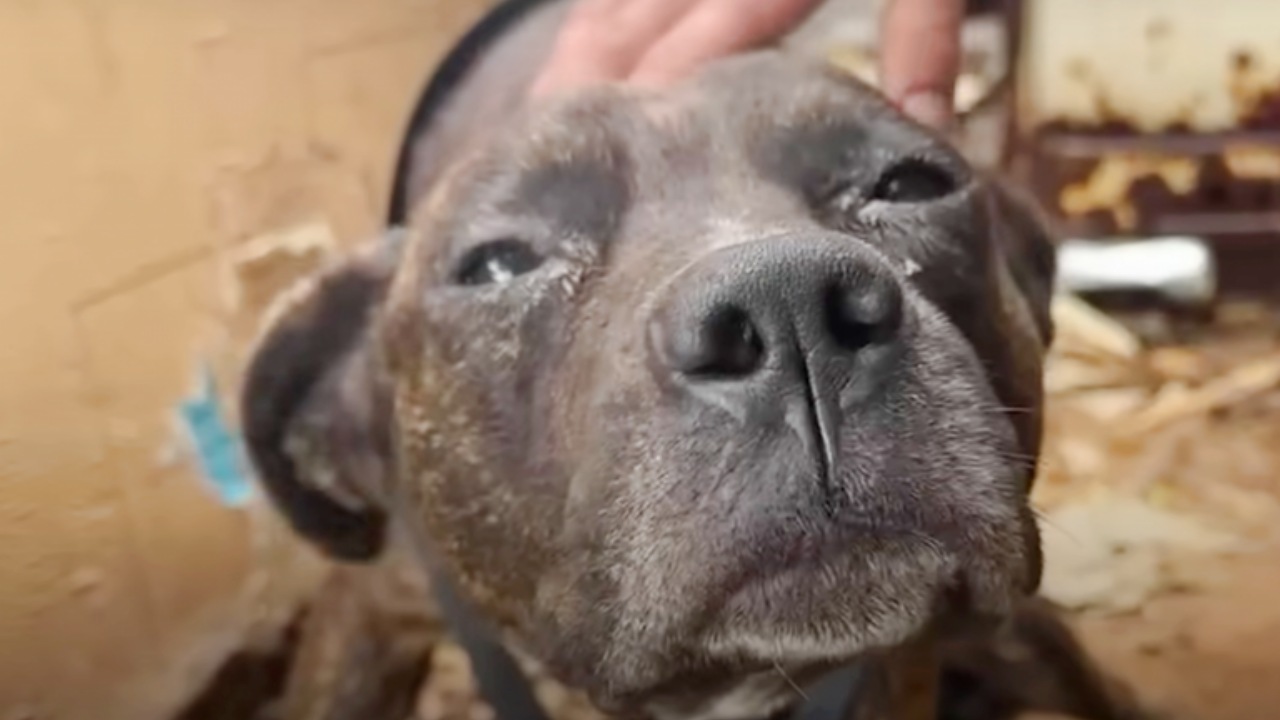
[453, 238, 544, 286]
[870, 158, 956, 203]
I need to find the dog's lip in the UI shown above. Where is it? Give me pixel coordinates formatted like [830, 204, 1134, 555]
[700, 529, 967, 665]
[756, 520, 931, 572]
[717, 521, 950, 604]
[709, 520, 1026, 650]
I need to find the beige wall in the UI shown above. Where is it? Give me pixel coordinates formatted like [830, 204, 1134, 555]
[0, 1, 488, 718]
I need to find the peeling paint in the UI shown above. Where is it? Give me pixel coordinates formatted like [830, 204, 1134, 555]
[1015, 1, 1280, 249]
[1222, 144, 1280, 180]
[177, 364, 253, 507]
[0, 0, 475, 715]
[1021, 0, 1280, 133]
[225, 220, 336, 318]
[1058, 153, 1201, 231]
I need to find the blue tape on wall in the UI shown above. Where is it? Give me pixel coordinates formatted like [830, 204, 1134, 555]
[178, 364, 254, 507]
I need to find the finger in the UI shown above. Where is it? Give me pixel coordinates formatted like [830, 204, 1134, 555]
[529, 0, 697, 98]
[878, 0, 966, 128]
[628, 0, 824, 89]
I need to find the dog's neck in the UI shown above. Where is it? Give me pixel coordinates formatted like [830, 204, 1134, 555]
[497, 627, 802, 720]
[438, 585, 874, 720]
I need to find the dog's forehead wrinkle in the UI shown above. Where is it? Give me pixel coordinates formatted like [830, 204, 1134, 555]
[700, 215, 801, 252]
[621, 119, 719, 214]
[691, 50, 856, 104]
[688, 53, 892, 133]
[522, 86, 644, 155]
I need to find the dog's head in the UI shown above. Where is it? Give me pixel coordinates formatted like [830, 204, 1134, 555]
[242, 52, 1055, 713]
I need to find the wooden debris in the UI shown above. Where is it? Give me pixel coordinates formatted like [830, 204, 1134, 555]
[1144, 346, 1214, 384]
[1050, 294, 1144, 363]
[1034, 292, 1280, 617]
[1038, 494, 1242, 614]
[1123, 353, 1280, 436]
[1044, 356, 1145, 395]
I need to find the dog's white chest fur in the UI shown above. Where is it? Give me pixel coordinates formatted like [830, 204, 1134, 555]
[647, 672, 798, 720]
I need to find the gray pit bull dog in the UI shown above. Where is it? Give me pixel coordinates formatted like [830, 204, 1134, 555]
[239, 2, 1149, 719]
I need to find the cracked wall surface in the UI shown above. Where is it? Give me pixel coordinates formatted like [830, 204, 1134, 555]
[0, 1, 489, 718]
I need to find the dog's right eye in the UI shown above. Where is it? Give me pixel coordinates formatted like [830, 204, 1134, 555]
[453, 238, 544, 287]
[870, 158, 956, 203]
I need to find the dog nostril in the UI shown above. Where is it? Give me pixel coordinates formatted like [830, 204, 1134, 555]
[678, 306, 765, 379]
[824, 282, 901, 353]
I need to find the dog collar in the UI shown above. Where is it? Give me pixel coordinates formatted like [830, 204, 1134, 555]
[425, 560, 873, 720]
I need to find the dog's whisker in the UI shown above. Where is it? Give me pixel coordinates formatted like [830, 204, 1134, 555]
[997, 452, 1041, 469]
[997, 449, 1040, 461]
[1030, 505, 1079, 545]
[977, 405, 1037, 416]
[772, 659, 809, 702]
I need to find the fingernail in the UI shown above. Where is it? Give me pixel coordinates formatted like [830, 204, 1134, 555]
[900, 92, 955, 131]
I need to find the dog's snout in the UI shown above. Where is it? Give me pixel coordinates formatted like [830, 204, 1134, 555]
[652, 237, 904, 419]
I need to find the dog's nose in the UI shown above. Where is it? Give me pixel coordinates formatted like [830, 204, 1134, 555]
[656, 238, 903, 381]
[651, 237, 904, 463]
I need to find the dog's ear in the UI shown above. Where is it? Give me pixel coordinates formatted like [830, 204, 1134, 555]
[963, 180, 1059, 466]
[239, 233, 405, 562]
[988, 180, 1057, 348]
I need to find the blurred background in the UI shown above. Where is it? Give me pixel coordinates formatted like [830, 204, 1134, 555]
[3, 1, 1280, 719]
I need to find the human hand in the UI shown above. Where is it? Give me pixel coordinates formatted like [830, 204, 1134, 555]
[878, 0, 967, 129]
[529, 0, 823, 98]
[530, 0, 966, 132]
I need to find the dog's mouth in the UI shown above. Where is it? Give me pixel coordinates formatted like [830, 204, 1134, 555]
[698, 523, 1016, 671]
[722, 519, 940, 592]
[672, 451, 1034, 670]
[594, 398, 1037, 674]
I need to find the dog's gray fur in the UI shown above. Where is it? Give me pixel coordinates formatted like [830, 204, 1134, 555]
[237, 5, 1129, 720]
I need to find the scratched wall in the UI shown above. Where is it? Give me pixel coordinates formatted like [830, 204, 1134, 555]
[0, 1, 489, 718]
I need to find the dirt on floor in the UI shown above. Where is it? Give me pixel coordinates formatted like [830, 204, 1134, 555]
[1075, 549, 1280, 720]
[1029, 296, 1280, 720]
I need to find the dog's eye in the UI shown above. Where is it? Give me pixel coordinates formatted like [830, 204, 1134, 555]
[453, 238, 544, 286]
[870, 158, 956, 203]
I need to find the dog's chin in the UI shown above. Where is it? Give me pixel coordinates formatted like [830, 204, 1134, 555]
[698, 533, 1020, 671]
